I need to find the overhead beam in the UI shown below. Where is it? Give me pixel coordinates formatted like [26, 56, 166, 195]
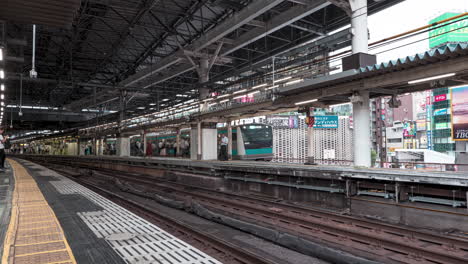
[120, 0, 285, 87]
[220, 0, 330, 56]
[137, 0, 330, 90]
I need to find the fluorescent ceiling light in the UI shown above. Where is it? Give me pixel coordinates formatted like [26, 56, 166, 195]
[1, 94, 4, 100]
[248, 91, 260, 96]
[330, 102, 350, 107]
[233, 95, 245, 99]
[295, 99, 318, 105]
[273, 76, 292, 83]
[162, 98, 169, 101]
[0, 48, 3, 61]
[0, 70, 4, 79]
[220, 99, 229, 103]
[149, 103, 156, 106]
[285, 79, 302, 85]
[217, 94, 230, 98]
[203, 98, 214, 102]
[233, 89, 247, 94]
[0, 84, 4, 91]
[408, 73, 455, 84]
[266, 85, 279, 90]
[252, 83, 267, 89]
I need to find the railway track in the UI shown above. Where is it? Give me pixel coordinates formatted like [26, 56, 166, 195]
[35, 160, 468, 264]
[47, 165, 278, 264]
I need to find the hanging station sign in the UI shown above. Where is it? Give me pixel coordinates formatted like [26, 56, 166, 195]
[313, 116, 339, 129]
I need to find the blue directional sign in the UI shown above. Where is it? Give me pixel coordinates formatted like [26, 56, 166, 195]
[313, 116, 339, 128]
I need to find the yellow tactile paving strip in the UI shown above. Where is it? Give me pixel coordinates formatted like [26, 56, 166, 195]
[2, 159, 77, 264]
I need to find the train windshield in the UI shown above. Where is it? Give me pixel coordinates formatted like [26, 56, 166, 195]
[240, 125, 272, 149]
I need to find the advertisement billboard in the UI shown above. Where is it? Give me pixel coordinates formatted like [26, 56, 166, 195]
[313, 116, 338, 128]
[429, 13, 468, 48]
[451, 85, 468, 140]
[403, 122, 416, 137]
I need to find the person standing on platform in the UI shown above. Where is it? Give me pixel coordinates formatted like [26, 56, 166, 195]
[220, 134, 228, 161]
[146, 141, 153, 157]
[0, 128, 8, 171]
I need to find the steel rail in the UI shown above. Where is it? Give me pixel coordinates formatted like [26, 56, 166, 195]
[58, 171, 278, 264]
[30, 159, 468, 264]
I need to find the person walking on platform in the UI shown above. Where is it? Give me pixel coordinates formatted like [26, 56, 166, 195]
[0, 128, 8, 171]
[220, 134, 228, 161]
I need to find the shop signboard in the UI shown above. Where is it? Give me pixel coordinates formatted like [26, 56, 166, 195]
[426, 91, 433, 149]
[433, 108, 448, 116]
[434, 94, 447, 102]
[427, 131, 432, 149]
[451, 85, 468, 140]
[435, 122, 449, 129]
[429, 13, 468, 48]
[313, 116, 339, 128]
[416, 120, 426, 131]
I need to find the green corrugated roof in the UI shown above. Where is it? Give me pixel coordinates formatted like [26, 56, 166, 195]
[359, 43, 468, 73]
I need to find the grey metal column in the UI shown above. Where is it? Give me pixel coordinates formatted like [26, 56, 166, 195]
[227, 122, 233, 160]
[350, 0, 371, 167]
[197, 122, 202, 160]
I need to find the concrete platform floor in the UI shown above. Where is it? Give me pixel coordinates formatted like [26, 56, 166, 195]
[3, 158, 221, 264]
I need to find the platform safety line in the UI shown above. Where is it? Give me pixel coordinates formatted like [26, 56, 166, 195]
[14, 249, 70, 258]
[1, 159, 77, 264]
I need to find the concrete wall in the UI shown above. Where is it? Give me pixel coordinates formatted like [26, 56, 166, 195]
[351, 198, 468, 232]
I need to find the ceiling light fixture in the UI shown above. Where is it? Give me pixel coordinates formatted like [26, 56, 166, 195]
[0, 70, 4, 79]
[266, 85, 279, 90]
[0, 84, 4, 91]
[252, 83, 267, 89]
[285, 79, 302, 85]
[233, 89, 247, 94]
[295, 99, 318, 105]
[408, 73, 455, 84]
[273, 76, 292, 83]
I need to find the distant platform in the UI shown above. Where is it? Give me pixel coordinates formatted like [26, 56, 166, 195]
[2, 158, 221, 264]
[28, 155, 468, 187]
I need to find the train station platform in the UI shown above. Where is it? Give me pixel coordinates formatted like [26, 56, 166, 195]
[24, 154, 468, 187]
[0, 158, 221, 264]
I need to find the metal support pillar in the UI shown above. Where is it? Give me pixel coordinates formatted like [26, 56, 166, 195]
[197, 122, 202, 160]
[306, 126, 316, 164]
[176, 129, 181, 157]
[191, 122, 218, 160]
[117, 136, 130, 157]
[227, 122, 233, 160]
[349, 0, 368, 54]
[143, 130, 147, 157]
[395, 183, 400, 203]
[349, 0, 372, 167]
[352, 90, 371, 167]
